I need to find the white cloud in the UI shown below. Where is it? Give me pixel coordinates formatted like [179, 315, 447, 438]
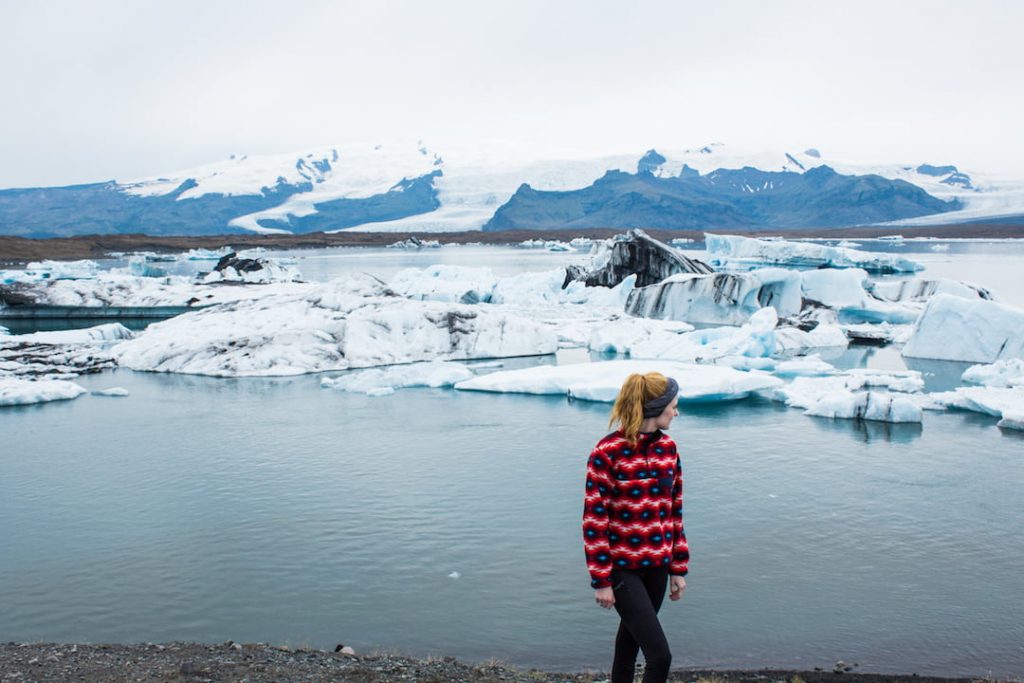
[0, 0, 1021, 187]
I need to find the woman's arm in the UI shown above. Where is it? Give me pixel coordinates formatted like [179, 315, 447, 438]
[583, 447, 616, 590]
[669, 453, 689, 579]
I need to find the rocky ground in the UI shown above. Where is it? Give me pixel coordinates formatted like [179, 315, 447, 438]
[2, 224, 1024, 264]
[0, 642, 1003, 683]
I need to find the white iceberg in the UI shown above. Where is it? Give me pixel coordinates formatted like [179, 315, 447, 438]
[902, 294, 1024, 363]
[705, 233, 923, 273]
[183, 247, 233, 260]
[962, 359, 1024, 388]
[112, 275, 559, 377]
[624, 307, 846, 363]
[929, 386, 1024, 429]
[199, 256, 303, 284]
[587, 316, 694, 355]
[11, 323, 134, 344]
[321, 360, 475, 394]
[390, 265, 497, 304]
[0, 377, 87, 406]
[2, 259, 99, 284]
[93, 387, 130, 397]
[804, 390, 923, 423]
[454, 359, 783, 403]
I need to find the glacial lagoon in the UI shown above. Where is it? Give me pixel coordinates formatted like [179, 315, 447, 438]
[2, 240, 1023, 677]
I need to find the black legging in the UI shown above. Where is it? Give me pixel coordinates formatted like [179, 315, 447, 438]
[610, 566, 672, 683]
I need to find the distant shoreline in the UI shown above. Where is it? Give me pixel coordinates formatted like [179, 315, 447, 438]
[2, 223, 1023, 264]
[0, 642, 1001, 683]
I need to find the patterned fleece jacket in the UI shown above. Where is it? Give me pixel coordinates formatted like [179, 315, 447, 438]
[582, 429, 689, 589]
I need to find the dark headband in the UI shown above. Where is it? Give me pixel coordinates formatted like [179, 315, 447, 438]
[642, 377, 679, 418]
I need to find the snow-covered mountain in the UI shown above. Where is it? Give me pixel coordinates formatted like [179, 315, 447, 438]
[1, 141, 1020, 237]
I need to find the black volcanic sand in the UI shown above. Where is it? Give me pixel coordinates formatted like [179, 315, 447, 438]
[1, 224, 1023, 264]
[0, 642, 1002, 683]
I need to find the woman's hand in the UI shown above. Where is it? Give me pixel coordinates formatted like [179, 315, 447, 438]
[595, 586, 615, 609]
[669, 576, 687, 601]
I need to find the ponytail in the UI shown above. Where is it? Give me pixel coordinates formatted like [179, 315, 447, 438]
[608, 372, 669, 444]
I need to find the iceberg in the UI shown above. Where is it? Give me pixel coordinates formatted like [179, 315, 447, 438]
[804, 390, 923, 423]
[867, 278, 993, 303]
[92, 387, 130, 397]
[929, 386, 1024, 429]
[902, 294, 1024, 363]
[962, 359, 1024, 388]
[565, 229, 713, 289]
[454, 359, 783, 403]
[587, 316, 694, 355]
[183, 247, 234, 260]
[0, 377, 87, 406]
[799, 268, 920, 324]
[199, 253, 303, 284]
[705, 233, 923, 273]
[390, 265, 497, 304]
[769, 370, 925, 410]
[2, 260, 99, 284]
[387, 237, 441, 249]
[625, 269, 802, 325]
[112, 275, 559, 377]
[11, 323, 134, 344]
[321, 360, 475, 394]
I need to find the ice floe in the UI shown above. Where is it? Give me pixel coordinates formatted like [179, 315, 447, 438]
[387, 237, 441, 249]
[92, 387, 130, 397]
[766, 370, 926, 422]
[867, 278, 993, 303]
[705, 233, 923, 273]
[321, 360, 475, 394]
[454, 359, 783, 403]
[0, 377, 88, 406]
[1, 260, 100, 284]
[11, 323, 134, 344]
[587, 316, 695, 354]
[962, 359, 1024, 388]
[902, 294, 1024, 363]
[112, 275, 559, 376]
[0, 323, 129, 379]
[928, 386, 1024, 429]
[390, 265, 497, 304]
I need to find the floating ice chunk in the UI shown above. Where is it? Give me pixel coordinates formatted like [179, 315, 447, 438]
[769, 370, 925, 410]
[902, 294, 1024, 363]
[929, 386, 1024, 427]
[867, 278, 993, 303]
[490, 269, 566, 306]
[962, 359, 1024, 388]
[772, 356, 837, 377]
[626, 269, 802, 325]
[321, 360, 475, 394]
[705, 233, 923, 273]
[448, 571, 461, 579]
[804, 390, 923, 423]
[387, 237, 441, 249]
[11, 323, 134, 344]
[390, 265, 497, 304]
[998, 413, 1024, 430]
[199, 254, 303, 284]
[841, 323, 915, 345]
[0, 377, 87, 406]
[455, 359, 783, 403]
[930, 243, 950, 252]
[587, 316, 694, 354]
[567, 229, 713, 289]
[836, 240, 860, 248]
[799, 268, 920, 324]
[93, 387, 130, 397]
[2, 260, 99, 283]
[113, 278, 558, 377]
[127, 255, 168, 278]
[183, 247, 233, 260]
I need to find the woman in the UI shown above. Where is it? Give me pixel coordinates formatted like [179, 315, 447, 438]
[583, 371, 689, 683]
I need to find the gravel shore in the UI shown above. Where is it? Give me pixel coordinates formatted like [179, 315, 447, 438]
[0, 642, 998, 683]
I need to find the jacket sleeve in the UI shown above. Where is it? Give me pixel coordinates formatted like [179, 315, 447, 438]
[669, 452, 689, 577]
[583, 446, 615, 589]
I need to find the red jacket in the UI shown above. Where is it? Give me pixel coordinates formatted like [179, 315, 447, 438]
[583, 429, 689, 588]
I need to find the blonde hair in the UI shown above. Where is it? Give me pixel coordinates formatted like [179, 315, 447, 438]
[609, 372, 669, 444]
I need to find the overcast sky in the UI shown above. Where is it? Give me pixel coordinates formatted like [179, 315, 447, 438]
[0, 0, 1020, 187]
